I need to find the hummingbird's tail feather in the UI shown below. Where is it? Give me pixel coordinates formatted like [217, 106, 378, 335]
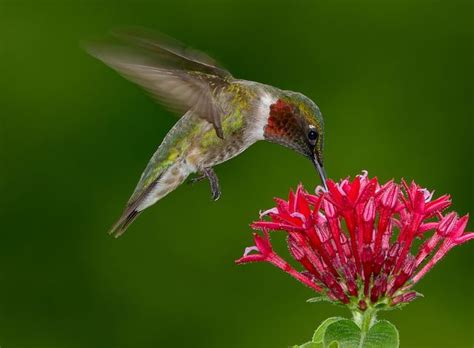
[108, 208, 142, 238]
[108, 163, 190, 237]
[108, 179, 158, 238]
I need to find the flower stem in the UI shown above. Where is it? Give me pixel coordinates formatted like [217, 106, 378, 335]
[352, 308, 377, 339]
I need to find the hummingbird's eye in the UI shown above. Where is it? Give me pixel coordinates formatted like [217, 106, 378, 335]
[308, 129, 318, 142]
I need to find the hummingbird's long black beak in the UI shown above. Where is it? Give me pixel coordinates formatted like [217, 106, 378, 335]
[311, 156, 328, 191]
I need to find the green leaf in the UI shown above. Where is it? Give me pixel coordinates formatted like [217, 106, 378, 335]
[362, 320, 399, 348]
[323, 319, 361, 348]
[312, 317, 344, 343]
[294, 317, 344, 348]
[322, 318, 400, 348]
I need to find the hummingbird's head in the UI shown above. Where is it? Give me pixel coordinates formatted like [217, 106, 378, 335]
[263, 92, 327, 190]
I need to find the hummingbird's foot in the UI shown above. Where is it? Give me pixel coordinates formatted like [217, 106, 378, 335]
[189, 168, 221, 200]
[203, 167, 221, 201]
[188, 173, 207, 184]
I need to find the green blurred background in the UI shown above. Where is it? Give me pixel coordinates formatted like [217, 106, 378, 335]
[0, 0, 472, 347]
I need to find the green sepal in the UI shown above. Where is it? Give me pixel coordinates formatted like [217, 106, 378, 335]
[375, 292, 424, 312]
[297, 342, 320, 348]
[306, 294, 333, 304]
[307, 295, 346, 308]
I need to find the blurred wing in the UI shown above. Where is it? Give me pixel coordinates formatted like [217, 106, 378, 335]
[84, 28, 233, 138]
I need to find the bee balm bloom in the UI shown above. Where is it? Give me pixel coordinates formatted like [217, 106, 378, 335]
[236, 172, 473, 310]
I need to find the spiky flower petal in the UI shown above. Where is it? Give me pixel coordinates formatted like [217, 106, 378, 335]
[236, 172, 473, 309]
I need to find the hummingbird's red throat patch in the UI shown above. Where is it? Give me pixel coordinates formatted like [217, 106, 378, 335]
[264, 99, 297, 138]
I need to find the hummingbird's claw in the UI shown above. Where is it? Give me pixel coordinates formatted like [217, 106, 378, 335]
[211, 185, 221, 201]
[189, 168, 221, 201]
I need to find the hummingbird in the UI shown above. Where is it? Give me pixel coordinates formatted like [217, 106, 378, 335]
[86, 28, 327, 237]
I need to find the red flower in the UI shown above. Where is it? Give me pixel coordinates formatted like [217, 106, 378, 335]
[236, 172, 473, 309]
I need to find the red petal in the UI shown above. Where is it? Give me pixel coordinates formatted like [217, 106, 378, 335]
[295, 184, 312, 220]
[251, 221, 304, 233]
[363, 197, 376, 222]
[253, 232, 273, 255]
[347, 175, 361, 204]
[425, 195, 452, 216]
[235, 254, 265, 264]
[326, 180, 344, 207]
